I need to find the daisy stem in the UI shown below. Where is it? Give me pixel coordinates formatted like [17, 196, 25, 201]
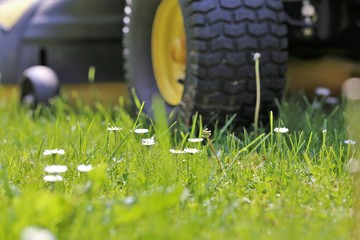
[114, 132, 118, 146]
[254, 55, 261, 136]
[206, 136, 224, 172]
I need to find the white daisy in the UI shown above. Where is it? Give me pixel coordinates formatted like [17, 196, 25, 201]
[184, 148, 201, 154]
[77, 164, 93, 172]
[44, 165, 68, 174]
[202, 128, 212, 138]
[180, 188, 191, 203]
[170, 149, 186, 154]
[344, 139, 356, 145]
[188, 138, 204, 143]
[107, 126, 122, 131]
[134, 128, 149, 134]
[124, 196, 136, 206]
[274, 127, 289, 133]
[43, 175, 63, 182]
[325, 96, 339, 105]
[253, 52, 261, 61]
[315, 87, 331, 97]
[21, 226, 56, 240]
[43, 149, 65, 156]
[142, 137, 155, 146]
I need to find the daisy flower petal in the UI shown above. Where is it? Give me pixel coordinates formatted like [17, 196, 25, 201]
[170, 149, 186, 154]
[315, 87, 331, 97]
[325, 97, 339, 105]
[184, 148, 201, 154]
[44, 165, 68, 174]
[43, 149, 65, 156]
[253, 52, 261, 61]
[124, 196, 136, 206]
[274, 127, 289, 133]
[188, 138, 204, 143]
[43, 175, 63, 182]
[142, 137, 155, 146]
[202, 128, 212, 138]
[134, 128, 149, 134]
[21, 226, 56, 240]
[107, 126, 122, 131]
[77, 164, 93, 172]
[344, 139, 356, 145]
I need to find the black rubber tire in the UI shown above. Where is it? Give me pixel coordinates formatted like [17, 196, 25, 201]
[124, 0, 288, 127]
[123, 0, 166, 115]
[20, 65, 60, 107]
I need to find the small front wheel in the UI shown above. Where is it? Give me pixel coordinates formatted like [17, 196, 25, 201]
[20, 66, 60, 107]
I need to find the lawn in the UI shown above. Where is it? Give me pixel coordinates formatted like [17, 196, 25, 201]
[0, 88, 357, 239]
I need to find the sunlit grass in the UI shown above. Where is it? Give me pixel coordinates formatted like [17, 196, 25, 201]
[0, 92, 355, 239]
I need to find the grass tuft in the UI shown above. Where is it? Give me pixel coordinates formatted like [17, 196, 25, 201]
[0, 89, 354, 239]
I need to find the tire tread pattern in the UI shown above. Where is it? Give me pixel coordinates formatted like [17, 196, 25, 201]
[179, 0, 288, 127]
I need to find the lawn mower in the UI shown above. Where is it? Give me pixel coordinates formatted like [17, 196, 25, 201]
[1, 0, 360, 127]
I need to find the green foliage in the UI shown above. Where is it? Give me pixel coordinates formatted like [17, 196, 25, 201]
[0, 93, 355, 239]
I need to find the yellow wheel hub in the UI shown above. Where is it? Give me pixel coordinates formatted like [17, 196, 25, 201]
[152, 0, 186, 106]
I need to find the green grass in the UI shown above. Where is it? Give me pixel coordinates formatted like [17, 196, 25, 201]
[0, 91, 356, 239]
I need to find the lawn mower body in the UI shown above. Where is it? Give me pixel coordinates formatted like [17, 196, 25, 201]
[0, 0, 360, 125]
[284, 0, 360, 58]
[0, 0, 125, 104]
[1, 0, 359, 83]
[0, 0, 359, 86]
[0, 0, 125, 84]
